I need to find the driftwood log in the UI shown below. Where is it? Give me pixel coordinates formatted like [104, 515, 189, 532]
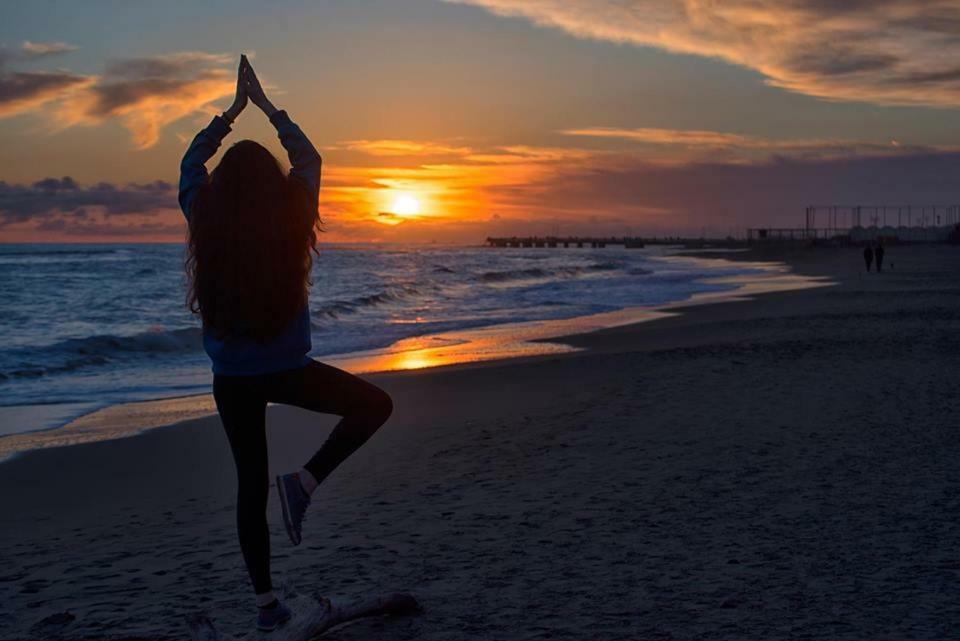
[187, 589, 421, 641]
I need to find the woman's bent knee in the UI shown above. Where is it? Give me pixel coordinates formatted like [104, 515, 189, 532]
[379, 388, 394, 421]
[367, 386, 393, 425]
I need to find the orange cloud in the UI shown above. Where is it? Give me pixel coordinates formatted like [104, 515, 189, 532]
[467, 145, 595, 164]
[332, 139, 473, 157]
[448, 0, 960, 107]
[0, 71, 94, 117]
[562, 126, 946, 160]
[0, 48, 234, 149]
[54, 52, 234, 149]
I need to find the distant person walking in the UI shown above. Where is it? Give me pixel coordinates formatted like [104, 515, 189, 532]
[179, 55, 393, 631]
[875, 243, 885, 272]
[863, 244, 874, 272]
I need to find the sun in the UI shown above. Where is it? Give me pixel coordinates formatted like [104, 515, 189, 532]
[391, 194, 421, 216]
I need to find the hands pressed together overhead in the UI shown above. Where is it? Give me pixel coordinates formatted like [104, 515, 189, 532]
[223, 54, 278, 123]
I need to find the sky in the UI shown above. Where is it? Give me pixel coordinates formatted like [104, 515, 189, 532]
[1, 0, 959, 243]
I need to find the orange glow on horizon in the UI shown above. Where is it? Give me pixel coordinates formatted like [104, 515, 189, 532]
[313, 141, 584, 236]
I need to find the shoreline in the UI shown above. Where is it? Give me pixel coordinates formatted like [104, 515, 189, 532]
[0, 252, 829, 463]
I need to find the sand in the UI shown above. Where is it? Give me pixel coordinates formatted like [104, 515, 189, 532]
[3, 244, 960, 640]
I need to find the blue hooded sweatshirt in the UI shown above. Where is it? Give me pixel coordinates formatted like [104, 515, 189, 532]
[178, 110, 321, 376]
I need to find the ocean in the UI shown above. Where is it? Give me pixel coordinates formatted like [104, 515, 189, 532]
[0, 242, 776, 441]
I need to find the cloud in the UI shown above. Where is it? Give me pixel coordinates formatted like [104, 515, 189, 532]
[0, 71, 94, 117]
[561, 126, 947, 160]
[333, 139, 473, 157]
[0, 40, 91, 117]
[0, 47, 233, 148]
[564, 127, 762, 147]
[0, 40, 78, 67]
[467, 145, 595, 164]
[0, 176, 177, 227]
[331, 138, 594, 164]
[20, 41, 78, 58]
[55, 52, 234, 149]
[447, 0, 960, 107]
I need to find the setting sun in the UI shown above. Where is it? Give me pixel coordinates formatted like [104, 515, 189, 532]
[391, 194, 421, 216]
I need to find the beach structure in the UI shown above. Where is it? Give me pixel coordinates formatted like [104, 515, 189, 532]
[748, 204, 960, 244]
[486, 236, 646, 248]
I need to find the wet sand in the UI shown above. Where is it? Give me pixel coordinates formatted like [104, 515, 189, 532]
[3, 244, 959, 640]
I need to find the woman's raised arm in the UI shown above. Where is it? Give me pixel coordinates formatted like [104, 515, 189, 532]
[243, 57, 322, 205]
[177, 57, 248, 221]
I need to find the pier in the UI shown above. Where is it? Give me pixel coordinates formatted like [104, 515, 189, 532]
[486, 236, 647, 248]
[484, 236, 749, 249]
[487, 204, 960, 249]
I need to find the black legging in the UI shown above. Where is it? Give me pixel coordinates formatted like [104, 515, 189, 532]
[212, 359, 393, 595]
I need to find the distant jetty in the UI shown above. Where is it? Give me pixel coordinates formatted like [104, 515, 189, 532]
[486, 236, 647, 248]
[484, 236, 745, 248]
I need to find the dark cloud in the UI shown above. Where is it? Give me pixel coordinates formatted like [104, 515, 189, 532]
[0, 70, 91, 117]
[31, 177, 80, 191]
[0, 40, 87, 117]
[886, 68, 960, 86]
[85, 77, 204, 116]
[103, 52, 228, 79]
[787, 49, 898, 76]
[0, 177, 177, 227]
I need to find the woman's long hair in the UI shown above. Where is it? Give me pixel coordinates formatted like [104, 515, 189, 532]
[185, 140, 320, 343]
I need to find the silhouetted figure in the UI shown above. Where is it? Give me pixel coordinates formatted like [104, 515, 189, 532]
[179, 55, 393, 631]
[863, 244, 874, 272]
[875, 243, 885, 272]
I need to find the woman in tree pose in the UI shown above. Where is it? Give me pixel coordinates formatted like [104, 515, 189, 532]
[179, 55, 393, 631]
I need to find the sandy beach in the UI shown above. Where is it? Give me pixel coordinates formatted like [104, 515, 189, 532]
[3, 244, 960, 640]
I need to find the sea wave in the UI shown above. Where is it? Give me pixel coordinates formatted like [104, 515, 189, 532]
[477, 261, 626, 283]
[0, 248, 131, 265]
[0, 248, 121, 258]
[588, 261, 622, 271]
[0, 327, 202, 381]
[478, 267, 552, 282]
[312, 284, 422, 320]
